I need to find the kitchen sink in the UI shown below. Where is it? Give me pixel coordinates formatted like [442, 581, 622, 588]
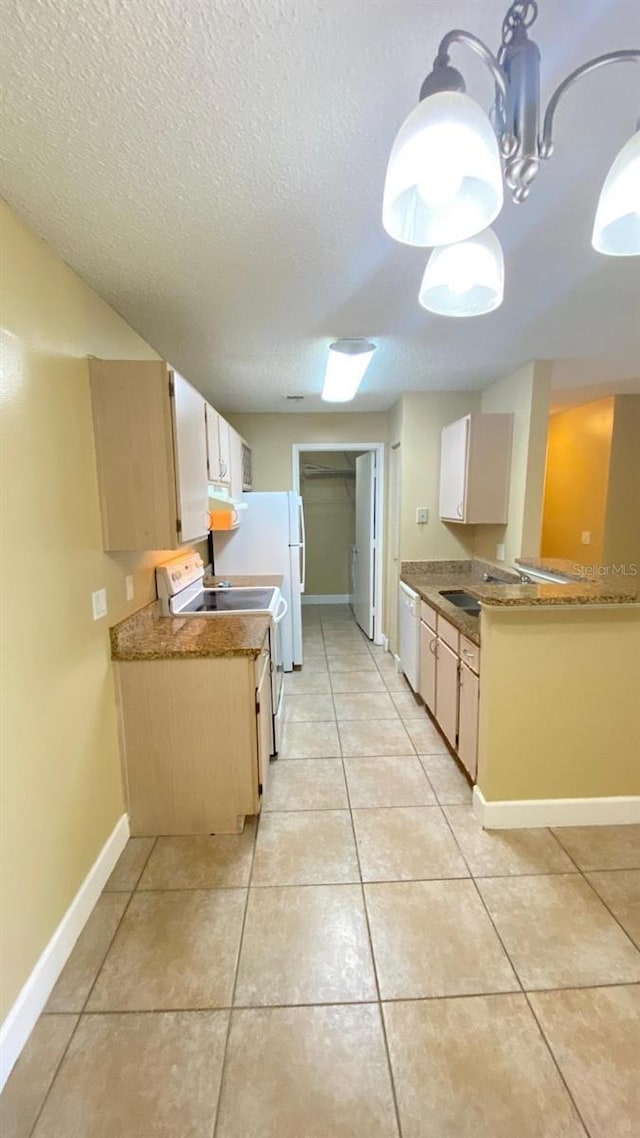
[439, 590, 481, 616]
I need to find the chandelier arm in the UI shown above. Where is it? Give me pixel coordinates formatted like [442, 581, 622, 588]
[540, 50, 640, 158]
[436, 30, 508, 104]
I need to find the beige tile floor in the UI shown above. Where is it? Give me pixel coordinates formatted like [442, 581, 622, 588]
[2, 604, 639, 1138]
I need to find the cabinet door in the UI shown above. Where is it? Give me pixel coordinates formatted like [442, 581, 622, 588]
[171, 372, 209, 542]
[435, 638, 459, 746]
[205, 405, 221, 481]
[256, 656, 272, 799]
[439, 416, 469, 522]
[458, 662, 479, 780]
[228, 427, 244, 500]
[218, 417, 231, 483]
[419, 620, 436, 713]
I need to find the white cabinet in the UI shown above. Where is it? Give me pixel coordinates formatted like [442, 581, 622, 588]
[419, 620, 437, 713]
[229, 427, 245, 501]
[206, 405, 231, 485]
[458, 662, 479, 779]
[435, 638, 459, 747]
[439, 412, 513, 524]
[172, 373, 209, 542]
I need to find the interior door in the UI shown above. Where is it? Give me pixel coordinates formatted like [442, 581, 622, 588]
[353, 452, 375, 639]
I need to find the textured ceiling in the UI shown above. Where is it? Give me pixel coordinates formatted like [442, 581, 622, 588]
[1, 0, 639, 412]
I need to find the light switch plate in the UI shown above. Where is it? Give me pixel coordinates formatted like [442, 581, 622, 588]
[581, 531, 592, 545]
[416, 507, 429, 525]
[91, 588, 108, 621]
[125, 575, 134, 601]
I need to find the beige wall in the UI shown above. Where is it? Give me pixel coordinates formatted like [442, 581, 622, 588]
[541, 398, 614, 564]
[0, 203, 197, 1022]
[300, 451, 359, 596]
[603, 395, 640, 572]
[227, 412, 388, 491]
[477, 605, 640, 800]
[475, 362, 551, 563]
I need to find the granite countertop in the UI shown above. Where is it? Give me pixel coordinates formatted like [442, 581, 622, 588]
[110, 602, 271, 661]
[401, 559, 639, 647]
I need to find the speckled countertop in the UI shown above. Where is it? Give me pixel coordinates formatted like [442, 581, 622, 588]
[401, 559, 639, 648]
[110, 603, 271, 661]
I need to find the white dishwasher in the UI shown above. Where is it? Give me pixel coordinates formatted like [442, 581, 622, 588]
[399, 581, 420, 692]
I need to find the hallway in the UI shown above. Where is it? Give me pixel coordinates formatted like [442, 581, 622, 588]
[1, 607, 639, 1137]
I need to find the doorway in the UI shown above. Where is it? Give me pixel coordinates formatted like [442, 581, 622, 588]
[292, 443, 385, 644]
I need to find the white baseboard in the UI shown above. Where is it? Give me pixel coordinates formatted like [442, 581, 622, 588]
[0, 813, 129, 1091]
[302, 594, 352, 605]
[473, 785, 640, 830]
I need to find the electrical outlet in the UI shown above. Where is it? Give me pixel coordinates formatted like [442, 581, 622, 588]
[496, 543, 506, 561]
[125, 575, 134, 601]
[416, 507, 429, 525]
[91, 588, 108, 621]
[581, 531, 592, 545]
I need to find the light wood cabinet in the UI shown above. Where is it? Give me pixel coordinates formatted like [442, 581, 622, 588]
[419, 620, 437, 713]
[458, 662, 479, 779]
[439, 412, 513, 524]
[89, 359, 209, 550]
[115, 645, 272, 835]
[206, 405, 231, 485]
[435, 638, 459, 747]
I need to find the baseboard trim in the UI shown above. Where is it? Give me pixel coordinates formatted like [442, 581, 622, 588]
[302, 594, 352, 605]
[473, 786, 640, 830]
[0, 813, 129, 1090]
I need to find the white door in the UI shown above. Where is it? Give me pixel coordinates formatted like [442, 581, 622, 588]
[171, 371, 209, 542]
[439, 416, 469, 522]
[353, 452, 376, 638]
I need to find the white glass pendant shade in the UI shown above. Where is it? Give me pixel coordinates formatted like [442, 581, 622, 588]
[382, 91, 504, 247]
[419, 228, 504, 317]
[321, 339, 377, 402]
[592, 130, 640, 256]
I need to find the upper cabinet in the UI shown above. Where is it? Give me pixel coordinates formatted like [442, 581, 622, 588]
[439, 412, 513, 524]
[205, 405, 231, 485]
[90, 359, 208, 550]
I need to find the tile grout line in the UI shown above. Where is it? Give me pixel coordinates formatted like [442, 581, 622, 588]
[327, 617, 405, 1138]
[210, 811, 259, 1138]
[550, 830, 640, 956]
[27, 836, 159, 1138]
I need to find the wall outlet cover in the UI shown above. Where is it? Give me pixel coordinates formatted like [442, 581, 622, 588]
[125, 575, 134, 601]
[91, 588, 108, 621]
[496, 543, 506, 561]
[581, 531, 592, 545]
[416, 507, 429, 525]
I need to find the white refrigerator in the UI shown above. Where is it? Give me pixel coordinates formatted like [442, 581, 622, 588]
[212, 491, 305, 671]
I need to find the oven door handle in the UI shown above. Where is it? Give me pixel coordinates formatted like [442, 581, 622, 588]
[274, 596, 288, 625]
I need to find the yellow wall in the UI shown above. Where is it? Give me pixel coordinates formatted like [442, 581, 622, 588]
[477, 605, 640, 800]
[300, 451, 360, 596]
[0, 202, 191, 1021]
[541, 398, 614, 564]
[475, 361, 551, 563]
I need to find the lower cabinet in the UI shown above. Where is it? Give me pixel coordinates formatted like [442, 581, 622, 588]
[435, 638, 459, 747]
[419, 620, 437, 713]
[457, 661, 479, 780]
[115, 645, 271, 835]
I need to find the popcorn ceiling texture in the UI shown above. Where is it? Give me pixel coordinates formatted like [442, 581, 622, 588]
[1, 0, 639, 412]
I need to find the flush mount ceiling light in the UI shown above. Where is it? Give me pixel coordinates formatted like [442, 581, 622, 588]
[321, 339, 377, 402]
[383, 0, 640, 314]
[419, 228, 505, 317]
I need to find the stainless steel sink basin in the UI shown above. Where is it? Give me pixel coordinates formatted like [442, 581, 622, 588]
[439, 590, 481, 616]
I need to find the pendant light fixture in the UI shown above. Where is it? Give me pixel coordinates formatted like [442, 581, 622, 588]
[419, 228, 504, 317]
[383, 0, 640, 315]
[321, 339, 377, 402]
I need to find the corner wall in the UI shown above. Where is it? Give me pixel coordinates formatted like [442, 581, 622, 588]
[0, 203, 184, 1023]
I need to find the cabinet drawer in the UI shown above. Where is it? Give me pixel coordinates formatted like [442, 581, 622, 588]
[437, 613, 460, 654]
[459, 635, 480, 675]
[420, 600, 437, 631]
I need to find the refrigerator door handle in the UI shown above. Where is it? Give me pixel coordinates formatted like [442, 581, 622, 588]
[299, 499, 306, 592]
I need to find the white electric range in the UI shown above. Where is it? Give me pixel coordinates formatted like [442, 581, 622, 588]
[155, 554, 287, 754]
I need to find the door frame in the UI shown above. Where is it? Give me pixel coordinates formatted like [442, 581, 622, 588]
[291, 442, 385, 645]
